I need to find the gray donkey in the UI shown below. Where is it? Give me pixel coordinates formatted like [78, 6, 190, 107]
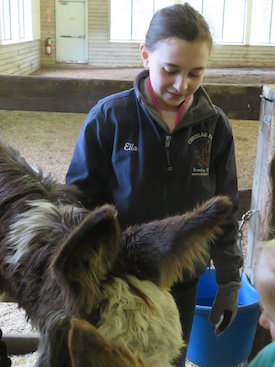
[0, 141, 233, 367]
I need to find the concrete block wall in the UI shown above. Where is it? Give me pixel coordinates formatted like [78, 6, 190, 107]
[1, 0, 275, 74]
[0, 40, 40, 75]
[40, 0, 57, 67]
[209, 44, 275, 68]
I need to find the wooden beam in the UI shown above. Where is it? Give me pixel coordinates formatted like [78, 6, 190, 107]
[0, 75, 131, 114]
[0, 75, 261, 119]
[204, 84, 261, 120]
[2, 333, 39, 355]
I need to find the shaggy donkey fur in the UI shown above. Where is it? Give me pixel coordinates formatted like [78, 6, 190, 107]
[0, 141, 233, 367]
[68, 317, 145, 367]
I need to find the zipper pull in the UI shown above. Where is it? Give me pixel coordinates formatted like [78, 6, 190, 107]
[165, 135, 171, 149]
[165, 136, 173, 172]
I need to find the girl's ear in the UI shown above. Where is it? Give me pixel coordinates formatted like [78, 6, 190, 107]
[139, 44, 149, 68]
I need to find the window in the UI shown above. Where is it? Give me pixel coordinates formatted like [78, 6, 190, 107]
[110, 0, 275, 45]
[0, 0, 33, 44]
[110, 0, 174, 41]
[250, 0, 275, 44]
[188, 0, 246, 44]
[1, 0, 11, 40]
[18, 0, 26, 39]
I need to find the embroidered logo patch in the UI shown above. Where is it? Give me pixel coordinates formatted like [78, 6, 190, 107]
[188, 132, 212, 176]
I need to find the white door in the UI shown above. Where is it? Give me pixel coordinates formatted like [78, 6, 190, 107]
[56, 0, 87, 63]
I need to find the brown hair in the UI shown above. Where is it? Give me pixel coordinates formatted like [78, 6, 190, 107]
[145, 3, 212, 51]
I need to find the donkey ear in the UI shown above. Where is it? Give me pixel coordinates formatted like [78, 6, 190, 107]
[68, 318, 144, 367]
[121, 196, 233, 288]
[53, 204, 121, 314]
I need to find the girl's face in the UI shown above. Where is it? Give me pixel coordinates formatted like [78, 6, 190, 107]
[258, 309, 275, 341]
[256, 265, 275, 341]
[140, 37, 210, 111]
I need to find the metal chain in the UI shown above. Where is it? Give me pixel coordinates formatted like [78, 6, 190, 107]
[238, 209, 259, 248]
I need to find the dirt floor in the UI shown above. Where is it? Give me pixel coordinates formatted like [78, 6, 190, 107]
[0, 110, 259, 188]
[0, 67, 267, 366]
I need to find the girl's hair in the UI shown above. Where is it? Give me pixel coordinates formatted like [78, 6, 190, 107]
[255, 239, 275, 322]
[145, 3, 213, 51]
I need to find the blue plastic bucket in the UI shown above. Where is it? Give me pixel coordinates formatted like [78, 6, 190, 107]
[187, 268, 260, 367]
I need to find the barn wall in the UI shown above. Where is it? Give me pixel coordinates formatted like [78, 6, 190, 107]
[0, 0, 41, 75]
[87, 0, 275, 68]
[0, 41, 40, 75]
[208, 45, 275, 68]
[40, 0, 57, 67]
[40, 0, 275, 69]
[1, 0, 275, 74]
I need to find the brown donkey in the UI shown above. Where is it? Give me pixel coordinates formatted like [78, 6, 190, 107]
[0, 141, 232, 367]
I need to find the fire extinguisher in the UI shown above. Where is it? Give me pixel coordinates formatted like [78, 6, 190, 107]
[45, 38, 52, 55]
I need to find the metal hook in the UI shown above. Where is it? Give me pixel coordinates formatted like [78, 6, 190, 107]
[238, 209, 258, 232]
[260, 94, 274, 103]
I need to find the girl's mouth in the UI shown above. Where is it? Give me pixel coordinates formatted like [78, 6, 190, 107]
[167, 91, 184, 99]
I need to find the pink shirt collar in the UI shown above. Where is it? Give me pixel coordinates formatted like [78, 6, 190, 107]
[146, 77, 191, 126]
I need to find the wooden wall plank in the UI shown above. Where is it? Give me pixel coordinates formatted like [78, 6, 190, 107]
[0, 75, 261, 120]
[239, 189, 252, 219]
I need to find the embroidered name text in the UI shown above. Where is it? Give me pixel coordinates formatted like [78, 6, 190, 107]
[124, 142, 138, 151]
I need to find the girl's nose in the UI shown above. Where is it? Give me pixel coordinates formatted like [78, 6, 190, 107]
[174, 74, 188, 94]
[259, 311, 270, 331]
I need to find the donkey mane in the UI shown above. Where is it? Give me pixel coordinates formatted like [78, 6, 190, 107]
[0, 143, 82, 208]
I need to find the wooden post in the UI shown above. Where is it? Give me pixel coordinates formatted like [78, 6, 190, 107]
[246, 85, 275, 282]
[245, 85, 275, 362]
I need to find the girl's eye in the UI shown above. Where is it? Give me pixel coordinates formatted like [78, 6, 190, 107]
[163, 68, 178, 74]
[189, 73, 201, 78]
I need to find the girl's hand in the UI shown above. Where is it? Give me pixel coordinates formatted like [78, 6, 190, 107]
[208, 281, 241, 336]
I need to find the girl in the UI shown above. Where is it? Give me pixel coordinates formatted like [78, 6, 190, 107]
[248, 240, 275, 366]
[66, 3, 243, 366]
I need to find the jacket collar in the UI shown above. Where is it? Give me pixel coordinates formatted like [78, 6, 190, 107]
[134, 69, 216, 131]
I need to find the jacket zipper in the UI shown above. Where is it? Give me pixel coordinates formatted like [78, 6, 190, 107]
[165, 135, 173, 172]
